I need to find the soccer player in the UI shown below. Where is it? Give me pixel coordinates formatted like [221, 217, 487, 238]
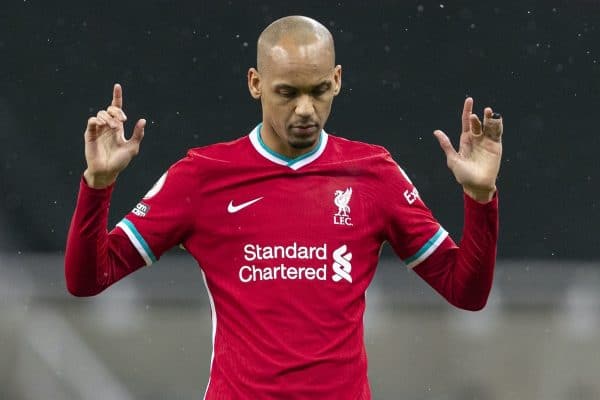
[65, 15, 502, 399]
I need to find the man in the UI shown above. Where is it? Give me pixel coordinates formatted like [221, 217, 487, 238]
[65, 15, 502, 399]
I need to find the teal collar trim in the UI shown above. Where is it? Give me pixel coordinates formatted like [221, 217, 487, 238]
[257, 123, 323, 166]
[249, 123, 329, 170]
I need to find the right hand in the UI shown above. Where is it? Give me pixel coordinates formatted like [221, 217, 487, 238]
[83, 83, 146, 188]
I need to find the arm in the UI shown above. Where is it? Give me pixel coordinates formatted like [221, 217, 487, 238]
[65, 84, 147, 296]
[413, 193, 498, 311]
[65, 179, 146, 296]
[419, 97, 503, 310]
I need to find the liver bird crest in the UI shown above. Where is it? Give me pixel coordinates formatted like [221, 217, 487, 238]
[334, 188, 352, 216]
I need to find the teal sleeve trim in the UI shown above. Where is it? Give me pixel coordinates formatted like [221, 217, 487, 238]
[403, 226, 447, 268]
[121, 218, 158, 263]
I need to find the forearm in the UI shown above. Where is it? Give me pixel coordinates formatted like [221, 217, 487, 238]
[65, 178, 144, 296]
[414, 192, 499, 311]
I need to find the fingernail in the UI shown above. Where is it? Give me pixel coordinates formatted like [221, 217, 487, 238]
[121, 111, 127, 120]
[492, 112, 501, 119]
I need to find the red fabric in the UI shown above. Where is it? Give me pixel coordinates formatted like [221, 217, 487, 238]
[65, 178, 144, 296]
[64, 129, 499, 399]
[414, 192, 499, 311]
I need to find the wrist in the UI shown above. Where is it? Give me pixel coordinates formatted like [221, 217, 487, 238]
[463, 186, 496, 204]
[83, 169, 118, 189]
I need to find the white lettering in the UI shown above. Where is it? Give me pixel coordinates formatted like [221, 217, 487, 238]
[294, 246, 307, 259]
[314, 246, 326, 260]
[304, 267, 315, 280]
[244, 244, 257, 261]
[334, 215, 353, 226]
[239, 264, 329, 283]
[243, 243, 328, 261]
[239, 265, 252, 283]
[317, 265, 327, 280]
[240, 243, 332, 283]
[404, 188, 419, 205]
[287, 267, 298, 279]
[263, 267, 272, 280]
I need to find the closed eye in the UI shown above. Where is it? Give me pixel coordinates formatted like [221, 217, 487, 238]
[275, 85, 298, 98]
[312, 83, 331, 96]
[280, 89, 297, 98]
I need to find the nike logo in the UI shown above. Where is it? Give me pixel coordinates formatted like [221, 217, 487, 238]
[227, 197, 264, 213]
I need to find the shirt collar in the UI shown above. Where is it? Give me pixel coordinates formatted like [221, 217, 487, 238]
[248, 123, 329, 170]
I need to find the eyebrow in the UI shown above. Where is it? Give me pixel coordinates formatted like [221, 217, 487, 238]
[274, 81, 331, 91]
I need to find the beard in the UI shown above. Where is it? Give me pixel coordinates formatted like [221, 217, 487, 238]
[289, 137, 317, 149]
[287, 129, 320, 150]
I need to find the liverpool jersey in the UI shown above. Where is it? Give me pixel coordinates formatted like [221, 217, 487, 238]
[66, 124, 499, 399]
[113, 124, 450, 399]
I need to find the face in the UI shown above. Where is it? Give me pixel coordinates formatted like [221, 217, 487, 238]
[248, 39, 342, 158]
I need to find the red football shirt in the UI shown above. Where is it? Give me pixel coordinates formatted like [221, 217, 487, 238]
[112, 124, 452, 399]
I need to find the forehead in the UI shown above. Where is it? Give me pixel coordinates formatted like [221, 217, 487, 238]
[262, 39, 334, 85]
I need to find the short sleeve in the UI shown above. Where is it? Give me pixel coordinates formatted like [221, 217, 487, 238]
[114, 154, 198, 265]
[381, 152, 449, 269]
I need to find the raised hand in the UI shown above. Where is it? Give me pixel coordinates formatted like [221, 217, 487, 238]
[83, 84, 146, 188]
[433, 98, 503, 203]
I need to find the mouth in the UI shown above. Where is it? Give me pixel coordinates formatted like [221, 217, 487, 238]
[290, 124, 319, 135]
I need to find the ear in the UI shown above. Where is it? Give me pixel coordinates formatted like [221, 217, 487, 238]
[333, 65, 342, 96]
[247, 68, 261, 99]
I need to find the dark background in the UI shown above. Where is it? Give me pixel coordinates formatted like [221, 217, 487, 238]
[1, 0, 599, 259]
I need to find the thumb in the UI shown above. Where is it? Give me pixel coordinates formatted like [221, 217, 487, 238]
[470, 114, 483, 137]
[433, 130, 457, 161]
[128, 119, 146, 152]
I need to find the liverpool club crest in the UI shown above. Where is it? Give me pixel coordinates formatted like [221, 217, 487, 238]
[334, 188, 353, 226]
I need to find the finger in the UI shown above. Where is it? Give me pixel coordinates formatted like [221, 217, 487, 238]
[96, 110, 108, 125]
[107, 106, 127, 122]
[86, 117, 105, 141]
[433, 130, 458, 162]
[461, 97, 473, 133]
[483, 107, 493, 123]
[470, 114, 483, 137]
[97, 110, 118, 129]
[128, 119, 146, 152]
[483, 107, 503, 141]
[86, 117, 99, 137]
[87, 116, 103, 129]
[111, 83, 123, 108]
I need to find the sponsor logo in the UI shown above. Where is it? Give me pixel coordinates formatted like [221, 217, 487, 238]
[334, 187, 353, 226]
[332, 245, 353, 283]
[132, 202, 150, 217]
[243, 243, 327, 261]
[227, 197, 264, 213]
[239, 264, 327, 283]
[404, 187, 419, 205]
[238, 243, 352, 284]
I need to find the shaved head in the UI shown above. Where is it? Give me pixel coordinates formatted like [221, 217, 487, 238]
[257, 16, 335, 73]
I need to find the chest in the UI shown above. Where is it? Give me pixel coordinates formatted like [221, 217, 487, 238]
[199, 173, 378, 245]
[185, 170, 384, 286]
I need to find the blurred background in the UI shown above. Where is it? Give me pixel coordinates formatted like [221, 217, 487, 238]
[1, 0, 599, 398]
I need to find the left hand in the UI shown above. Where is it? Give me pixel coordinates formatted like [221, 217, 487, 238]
[434, 97, 503, 203]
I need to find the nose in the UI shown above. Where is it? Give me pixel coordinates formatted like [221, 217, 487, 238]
[295, 95, 315, 118]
